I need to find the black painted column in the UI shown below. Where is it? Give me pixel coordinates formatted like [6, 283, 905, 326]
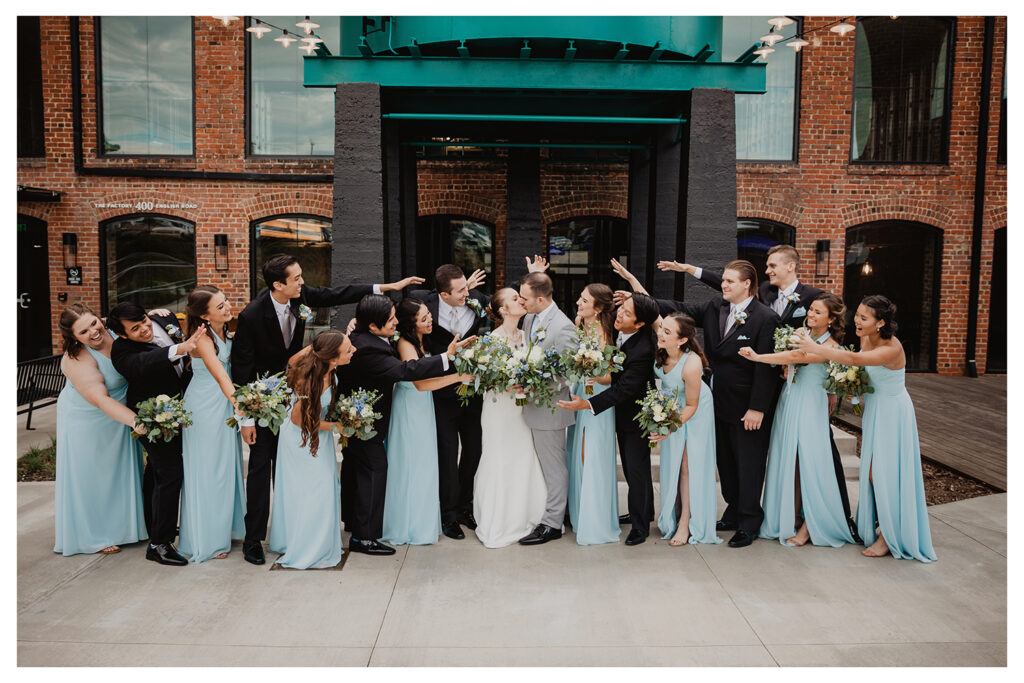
[505, 147, 542, 286]
[681, 88, 737, 306]
[333, 82, 384, 326]
[382, 121, 402, 283]
[650, 126, 682, 298]
[627, 147, 652, 288]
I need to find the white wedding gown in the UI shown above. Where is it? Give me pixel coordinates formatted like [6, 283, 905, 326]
[473, 334, 548, 548]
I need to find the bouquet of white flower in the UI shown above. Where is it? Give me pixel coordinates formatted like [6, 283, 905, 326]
[452, 333, 512, 405]
[225, 371, 295, 435]
[327, 388, 384, 448]
[772, 325, 796, 360]
[560, 326, 625, 395]
[132, 393, 193, 443]
[633, 384, 686, 448]
[822, 349, 874, 416]
[501, 337, 559, 408]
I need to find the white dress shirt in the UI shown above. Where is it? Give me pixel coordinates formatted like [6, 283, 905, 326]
[438, 298, 475, 338]
[723, 295, 754, 337]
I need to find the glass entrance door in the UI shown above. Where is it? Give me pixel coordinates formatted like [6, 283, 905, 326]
[17, 215, 52, 360]
[547, 217, 629, 313]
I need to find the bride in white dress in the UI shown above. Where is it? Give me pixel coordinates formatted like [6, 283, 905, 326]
[473, 288, 548, 548]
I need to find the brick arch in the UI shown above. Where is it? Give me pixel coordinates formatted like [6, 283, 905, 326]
[542, 193, 628, 227]
[240, 192, 333, 224]
[986, 204, 1007, 230]
[91, 192, 202, 224]
[418, 194, 502, 225]
[17, 204, 57, 222]
[736, 194, 804, 228]
[839, 197, 951, 232]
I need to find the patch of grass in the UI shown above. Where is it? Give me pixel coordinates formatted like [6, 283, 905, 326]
[18, 438, 57, 481]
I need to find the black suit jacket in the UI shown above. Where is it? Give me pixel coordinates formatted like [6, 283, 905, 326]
[336, 329, 451, 444]
[408, 289, 490, 401]
[657, 296, 780, 423]
[588, 328, 657, 434]
[232, 282, 374, 385]
[111, 330, 190, 411]
[696, 270, 823, 328]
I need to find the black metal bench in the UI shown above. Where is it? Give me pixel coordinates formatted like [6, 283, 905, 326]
[17, 354, 66, 430]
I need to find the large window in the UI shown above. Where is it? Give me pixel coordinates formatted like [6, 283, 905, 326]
[98, 17, 194, 155]
[252, 215, 333, 343]
[247, 16, 340, 156]
[737, 218, 796, 280]
[852, 17, 953, 163]
[102, 215, 196, 313]
[844, 221, 942, 371]
[547, 217, 630, 313]
[18, 17, 44, 158]
[722, 17, 799, 161]
[417, 216, 494, 292]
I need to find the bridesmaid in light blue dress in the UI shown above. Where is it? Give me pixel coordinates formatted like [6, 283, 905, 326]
[740, 293, 854, 547]
[54, 304, 147, 556]
[652, 312, 721, 545]
[269, 330, 354, 569]
[565, 284, 620, 545]
[792, 295, 936, 562]
[178, 286, 246, 563]
[383, 298, 470, 545]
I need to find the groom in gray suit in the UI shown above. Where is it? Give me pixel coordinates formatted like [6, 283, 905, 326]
[516, 272, 578, 545]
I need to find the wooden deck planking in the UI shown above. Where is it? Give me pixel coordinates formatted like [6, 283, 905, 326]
[834, 374, 1007, 490]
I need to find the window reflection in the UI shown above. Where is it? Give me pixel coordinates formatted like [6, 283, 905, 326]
[99, 17, 193, 155]
[737, 218, 796, 280]
[547, 217, 629, 313]
[418, 216, 494, 292]
[249, 16, 339, 155]
[103, 215, 196, 313]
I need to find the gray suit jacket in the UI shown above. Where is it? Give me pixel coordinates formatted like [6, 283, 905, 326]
[521, 304, 577, 430]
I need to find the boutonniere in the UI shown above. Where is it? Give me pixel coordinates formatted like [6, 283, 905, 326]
[390, 332, 401, 344]
[785, 292, 801, 305]
[734, 311, 748, 326]
[297, 304, 313, 322]
[466, 298, 486, 318]
[535, 327, 547, 342]
[165, 323, 181, 338]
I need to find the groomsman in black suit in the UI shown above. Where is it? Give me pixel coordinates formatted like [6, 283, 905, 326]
[655, 260, 781, 548]
[232, 254, 422, 565]
[558, 292, 659, 546]
[338, 294, 470, 555]
[109, 302, 205, 566]
[658, 244, 860, 542]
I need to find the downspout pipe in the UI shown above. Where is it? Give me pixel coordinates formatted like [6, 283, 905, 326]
[965, 16, 995, 378]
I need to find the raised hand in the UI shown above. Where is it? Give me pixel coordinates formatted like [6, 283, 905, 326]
[656, 260, 695, 275]
[610, 258, 637, 284]
[147, 308, 173, 317]
[345, 318, 357, 335]
[445, 333, 479, 358]
[790, 328, 817, 353]
[466, 269, 487, 291]
[176, 323, 207, 355]
[612, 290, 633, 307]
[381, 275, 425, 292]
[525, 255, 549, 273]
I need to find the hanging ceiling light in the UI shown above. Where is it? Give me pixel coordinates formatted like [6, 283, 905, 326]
[212, 16, 239, 27]
[831, 19, 856, 36]
[768, 16, 794, 30]
[760, 32, 782, 46]
[753, 45, 775, 59]
[275, 30, 297, 48]
[787, 37, 809, 51]
[246, 20, 271, 39]
[298, 42, 317, 55]
[301, 35, 323, 45]
[861, 259, 873, 275]
[296, 16, 320, 34]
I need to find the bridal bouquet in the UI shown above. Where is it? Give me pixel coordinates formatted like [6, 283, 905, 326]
[225, 371, 294, 435]
[822, 350, 874, 416]
[132, 394, 193, 443]
[452, 332, 512, 405]
[501, 340, 559, 408]
[634, 384, 686, 448]
[328, 389, 384, 448]
[560, 326, 625, 395]
[772, 325, 797, 360]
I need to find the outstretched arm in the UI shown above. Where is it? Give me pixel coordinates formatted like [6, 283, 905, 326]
[657, 260, 723, 291]
[61, 353, 139, 429]
[790, 329, 903, 367]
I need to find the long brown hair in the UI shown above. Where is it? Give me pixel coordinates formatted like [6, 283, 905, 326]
[655, 312, 710, 370]
[286, 330, 346, 457]
[58, 303, 99, 359]
[813, 292, 846, 343]
[583, 283, 617, 346]
[185, 285, 226, 353]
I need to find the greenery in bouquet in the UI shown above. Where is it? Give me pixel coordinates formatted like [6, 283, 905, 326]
[225, 371, 295, 435]
[132, 393, 193, 443]
[633, 384, 686, 448]
[822, 349, 874, 416]
[772, 325, 796, 363]
[560, 326, 625, 395]
[328, 388, 384, 448]
[452, 332, 512, 406]
[501, 335, 560, 409]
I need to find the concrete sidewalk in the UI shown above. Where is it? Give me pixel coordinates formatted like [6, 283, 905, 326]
[17, 476, 1006, 667]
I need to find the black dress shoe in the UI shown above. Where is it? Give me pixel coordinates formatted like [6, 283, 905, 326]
[146, 543, 188, 566]
[242, 541, 266, 565]
[456, 511, 478, 530]
[847, 518, 863, 545]
[618, 514, 631, 525]
[348, 539, 397, 556]
[518, 524, 562, 545]
[716, 519, 738, 532]
[442, 522, 465, 540]
[624, 529, 648, 546]
[727, 530, 756, 548]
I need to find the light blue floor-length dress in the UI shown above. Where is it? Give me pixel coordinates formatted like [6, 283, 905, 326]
[178, 332, 246, 562]
[856, 366, 936, 562]
[654, 352, 722, 544]
[566, 381, 620, 545]
[54, 337, 148, 556]
[759, 361, 854, 547]
[269, 387, 344, 569]
[382, 379, 443, 545]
